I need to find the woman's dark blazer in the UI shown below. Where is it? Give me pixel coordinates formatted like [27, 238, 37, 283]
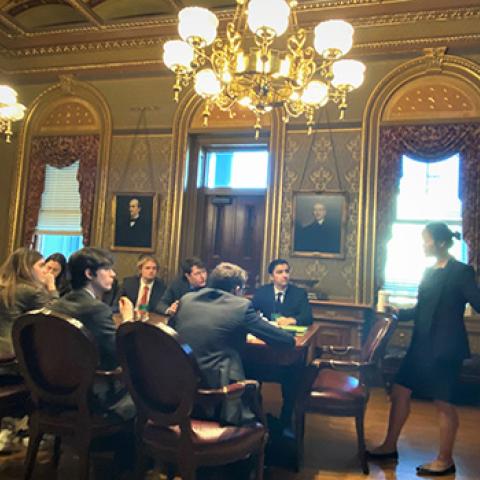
[399, 259, 480, 362]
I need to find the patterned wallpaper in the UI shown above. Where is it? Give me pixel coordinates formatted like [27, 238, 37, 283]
[103, 134, 172, 280]
[280, 128, 361, 301]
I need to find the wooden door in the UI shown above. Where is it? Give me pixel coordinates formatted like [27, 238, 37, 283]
[201, 193, 265, 293]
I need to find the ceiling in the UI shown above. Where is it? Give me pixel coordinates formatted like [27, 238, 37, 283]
[2, 0, 479, 40]
[0, 0, 235, 34]
[1, 0, 479, 80]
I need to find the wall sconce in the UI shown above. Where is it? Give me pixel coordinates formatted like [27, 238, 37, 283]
[0, 85, 26, 143]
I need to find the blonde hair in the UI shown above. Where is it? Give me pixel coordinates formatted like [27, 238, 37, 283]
[136, 254, 159, 271]
[0, 248, 44, 309]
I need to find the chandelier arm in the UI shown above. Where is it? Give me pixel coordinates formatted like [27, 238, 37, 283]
[165, 5, 364, 136]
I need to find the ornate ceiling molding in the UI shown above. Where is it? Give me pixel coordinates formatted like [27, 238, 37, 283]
[349, 6, 480, 28]
[0, 37, 165, 58]
[2, 31, 480, 71]
[1, 5, 479, 57]
[1, 3, 478, 42]
[354, 33, 480, 54]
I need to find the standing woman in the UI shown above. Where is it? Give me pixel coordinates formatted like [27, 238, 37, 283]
[369, 222, 480, 475]
[45, 253, 71, 296]
[0, 248, 58, 366]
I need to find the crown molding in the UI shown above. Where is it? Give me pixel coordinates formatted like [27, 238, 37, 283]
[1, 5, 478, 58]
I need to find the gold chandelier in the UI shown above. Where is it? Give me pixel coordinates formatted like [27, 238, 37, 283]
[163, 0, 365, 138]
[0, 85, 26, 143]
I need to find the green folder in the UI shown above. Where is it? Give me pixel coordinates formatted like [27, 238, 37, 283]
[279, 325, 308, 334]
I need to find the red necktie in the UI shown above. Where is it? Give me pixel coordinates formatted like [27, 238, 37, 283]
[139, 285, 149, 306]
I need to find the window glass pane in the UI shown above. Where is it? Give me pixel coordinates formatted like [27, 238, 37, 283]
[37, 234, 83, 259]
[37, 162, 82, 232]
[205, 150, 268, 188]
[397, 155, 461, 221]
[385, 153, 467, 294]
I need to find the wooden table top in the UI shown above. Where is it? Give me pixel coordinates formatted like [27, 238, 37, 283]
[246, 322, 321, 349]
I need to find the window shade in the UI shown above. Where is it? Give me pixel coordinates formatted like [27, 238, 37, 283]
[36, 162, 82, 233]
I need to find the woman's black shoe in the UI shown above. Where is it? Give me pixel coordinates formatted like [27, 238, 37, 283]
[416, 463, 455, 476]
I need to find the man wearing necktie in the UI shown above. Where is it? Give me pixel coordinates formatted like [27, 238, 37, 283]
[251, 259, 313, 429]
[253, 259, 312, 327]
[113, 255, 166, 314]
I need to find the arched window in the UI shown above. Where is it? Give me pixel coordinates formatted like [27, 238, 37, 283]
[384, 153, 467, 297]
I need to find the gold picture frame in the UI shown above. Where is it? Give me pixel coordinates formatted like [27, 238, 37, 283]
[111, 192, 158, 252]
[292, 191, 347, 259]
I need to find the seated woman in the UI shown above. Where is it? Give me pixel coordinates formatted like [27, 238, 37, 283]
[0, 248, 58, 377]
[45, 253, 71, 296]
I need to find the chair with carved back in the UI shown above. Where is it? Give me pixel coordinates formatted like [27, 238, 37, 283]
[116, 320, 267, 480]
[12, 309, 133, 480]
[296, 313, 397, 474]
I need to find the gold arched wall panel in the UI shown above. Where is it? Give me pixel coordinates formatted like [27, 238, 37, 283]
[35, 98, 101, 134]
[190, 102, 271, 130]
[168, 89, 284, 281]
[383, 74, 480, 121]
[9, 76, 112, 252]
[359, 50, 480, 305]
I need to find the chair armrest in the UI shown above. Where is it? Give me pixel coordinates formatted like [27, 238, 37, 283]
[196, 380, 265, 424]
[95, 367, 123, 379]
[312, 358, 374, 372]
[197, 382, 247, 402]
[320, 345, 360, 356]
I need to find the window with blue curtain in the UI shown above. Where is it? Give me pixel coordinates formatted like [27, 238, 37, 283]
[384, 153, 467, 297]
[35, 162, 83, 259]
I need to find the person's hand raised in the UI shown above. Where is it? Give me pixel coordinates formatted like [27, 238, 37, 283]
[119, 296, 135, 322]
[166, 300, 179, 316]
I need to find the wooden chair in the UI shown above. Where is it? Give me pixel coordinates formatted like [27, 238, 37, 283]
[297, 313, 397, 474]
[0, 354, 29, 423]
[116, 320, 267, 480]
[12, 309, 133, 480]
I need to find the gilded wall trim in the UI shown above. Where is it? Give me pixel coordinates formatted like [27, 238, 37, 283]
[167, 90, 286, 283]
[8, 76, 112, 253]
[1, 6, 480, 59]
[358, 51, 480, 305]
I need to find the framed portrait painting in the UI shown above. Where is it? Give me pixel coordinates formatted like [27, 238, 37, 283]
[111, 192, 158, 252]
[292, 191, 347, 258]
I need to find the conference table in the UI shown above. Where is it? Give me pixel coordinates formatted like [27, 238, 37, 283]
[242, 323, 321, 470]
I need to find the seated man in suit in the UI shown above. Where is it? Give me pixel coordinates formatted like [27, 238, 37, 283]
[171, 262, 295, 426]
[53, 247, 135, 420]
[252, 259, 313, 428]
[113, 254, 166, 317]
[155, 257, 207, 316]
[252, 258, 313, 327]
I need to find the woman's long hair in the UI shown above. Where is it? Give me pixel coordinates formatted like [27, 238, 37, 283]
[45, 252, 70, 296]
[0, 248, 43, 309]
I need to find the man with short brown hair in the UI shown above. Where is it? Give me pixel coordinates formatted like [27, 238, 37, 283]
[171, 262, 295, 425]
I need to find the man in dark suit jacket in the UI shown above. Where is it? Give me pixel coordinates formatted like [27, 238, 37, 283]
[252, 259, 313, 327]
[252, 258, 313, 427]
[171, 262, 295, 425]
[295, 201, 341, 253]
[155, 257, 207, 315]
[113, 254, 166, 315]
[53, 247, 135, 420]
[115, 197, 151, 248]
